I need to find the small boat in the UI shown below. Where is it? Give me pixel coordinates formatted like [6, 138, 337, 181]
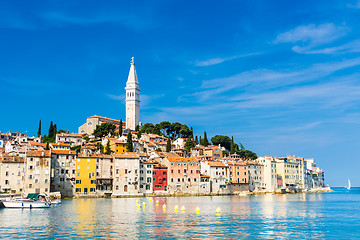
[346, 179, 351, 190]
[239, 192, 249, 196]
[2, 193, 51, 209]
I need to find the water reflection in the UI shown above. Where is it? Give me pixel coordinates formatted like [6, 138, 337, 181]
[1, 191, 360, 239]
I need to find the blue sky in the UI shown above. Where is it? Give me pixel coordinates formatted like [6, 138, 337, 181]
[1, 0, 360, 186]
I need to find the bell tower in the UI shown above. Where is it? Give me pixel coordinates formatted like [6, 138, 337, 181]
[125, 57, 140, 130]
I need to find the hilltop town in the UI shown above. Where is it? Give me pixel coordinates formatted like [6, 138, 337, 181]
[0, 59, 327, 198]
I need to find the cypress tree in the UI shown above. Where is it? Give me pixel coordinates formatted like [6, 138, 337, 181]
[204, 131, 208, 146]
[45, 142, 49, 150]
[230, 136, 235, 154]
[184, 136, 194, 151]
[126, 132, 133, 152]
[119, 119, 123, 136]
[200, 131, 209, 146]
[190, 127, 194, 138]
[53, 124, 57, 142]
[48, 121, 54, 139]
[166, 137, 171, 152]
[105, 141, 113, 154]
[37, 120, 41, 137]
[195, 136, 198, 145]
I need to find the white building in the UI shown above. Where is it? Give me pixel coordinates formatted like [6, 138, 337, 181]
[139, 159, 153, 194]
[200, 160, 229, 194]
[125, 57, 140, 130]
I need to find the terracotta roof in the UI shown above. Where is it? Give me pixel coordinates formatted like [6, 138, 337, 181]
[0, 155, 24, 163]
[57, 133, 85, 137]
[28, 142, 47, 147]
[51, 150, 77, 155]
[91, 154, 113, 159]
[27, 150, 51, 157]
[87, 115, 124, 124]
[206, 161, 227, 167]
[167, 157, 200, 163]
[82, 145, 97, 149]
[51, 142, 71, 147]
[113, 152, 139, 159]
[200, 174, 210, 178]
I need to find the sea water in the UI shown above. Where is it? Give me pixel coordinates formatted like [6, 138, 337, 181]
[0, 188, 359, 239]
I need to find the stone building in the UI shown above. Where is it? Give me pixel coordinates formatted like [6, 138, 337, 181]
[50, 150, 77, 197]
[112, 152, 140, 196]
[24, 150, 51, 194]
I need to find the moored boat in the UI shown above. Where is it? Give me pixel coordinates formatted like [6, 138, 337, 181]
[2, 193, 50, 209]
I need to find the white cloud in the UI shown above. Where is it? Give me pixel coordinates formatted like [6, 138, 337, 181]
[183, 57, 360, 103]
[275, 23, 347, 44]
[292, 40, 360, 54]
[194, 52, 261, 67]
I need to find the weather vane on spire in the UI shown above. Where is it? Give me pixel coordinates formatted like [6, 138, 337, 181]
[131, 57, 135, 64]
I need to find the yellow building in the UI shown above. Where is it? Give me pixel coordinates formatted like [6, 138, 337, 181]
[104, 137, 127, 154]
[75, 155, 96, 195]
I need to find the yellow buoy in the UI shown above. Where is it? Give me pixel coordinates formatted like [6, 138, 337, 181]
[215, 207, 221, 214]
[149, 198, 152, 203]
[156, 200, 159, 204]
[136, 200, 139, 204]
[143, 202, 146, 207]
[181, 206, 185, 212]
[195, 207, 200, 214]
[174, 205, 179, 212]
[137, 204, 141, 208]
[162, 204, 166, 209]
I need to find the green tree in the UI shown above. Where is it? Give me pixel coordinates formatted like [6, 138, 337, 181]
[48, 121, 54, 139]
[119, 119, 123, 136]
[200, 131, 210, 146]
[211, 135, 232, 151]
[190, 127, 194, 138]
[137, 130, 142, 140]
[135, 125, 140, 132]
[45, 142, 49, 150]
[166, 137, 171, 152]
[239, 149, 257, 160]
[96, 142, 104, 154]
[194, 136, 199, 145]
[179, 124, 191, 138]
[70, 145, 81, 154]
[126, 132, 133, 152]
[171, 122, 182, 139]
[57, 129, 67, 134]
[222, 150, 229, 157]
[158, 121, 171, 136]
[93, 123, 116, 139]
[83, 136, 90, 142]
[230, 136, 235, 154]
[141, 123, 155, 134]
[105, 141, 113, 155]
[184, 136, 194, 151]
[52, 124, 57, 141]
[37, 120, 41, 137]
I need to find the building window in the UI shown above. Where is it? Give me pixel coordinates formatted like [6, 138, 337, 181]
[76, 180, 81, 184]
[76, 188, 81, 192]
[91, 180, 96, 184]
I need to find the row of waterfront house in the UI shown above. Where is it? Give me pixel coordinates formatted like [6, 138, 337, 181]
[0, 129, 325, 197]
